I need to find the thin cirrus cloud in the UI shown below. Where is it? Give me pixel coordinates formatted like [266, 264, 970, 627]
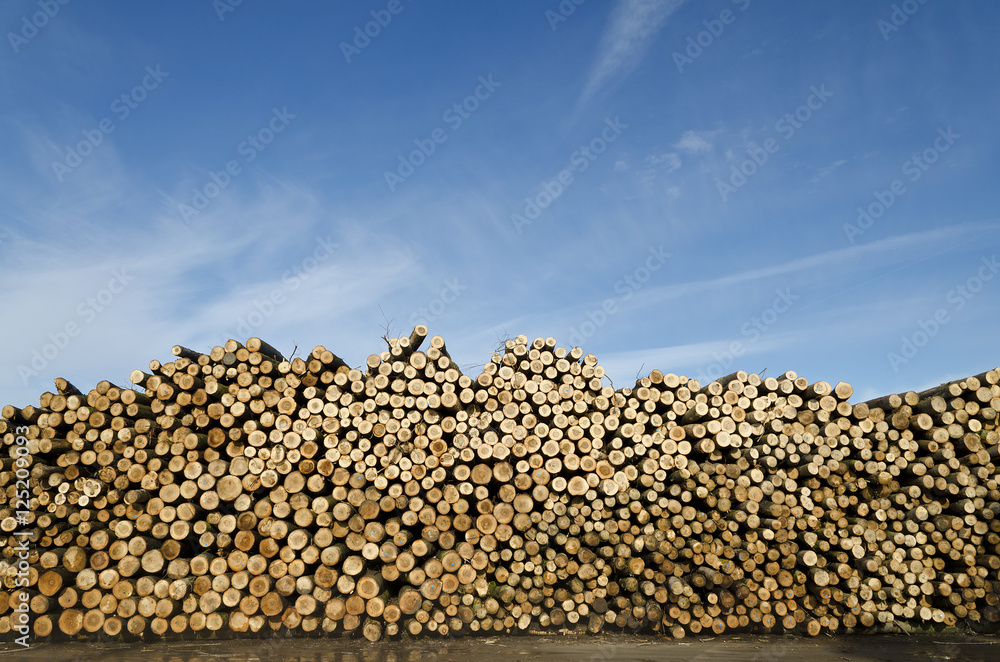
[554, 221, 999, 392]
[0, 133, 425, 406]
[596, 332, 795, 383]
[616, 128, 718, 182]
[673, 129, 718, 154]
[578, 0, 689, 104]
[645, 152, 682, 171]
[579, 221, 1000, 318]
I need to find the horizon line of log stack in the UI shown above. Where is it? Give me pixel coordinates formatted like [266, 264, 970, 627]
[1, 326, 998, 642]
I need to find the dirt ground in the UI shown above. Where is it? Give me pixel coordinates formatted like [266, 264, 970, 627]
[1, 633, 998, 662]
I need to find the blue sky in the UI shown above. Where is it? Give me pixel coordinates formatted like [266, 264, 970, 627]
[2, 0, 998, 407]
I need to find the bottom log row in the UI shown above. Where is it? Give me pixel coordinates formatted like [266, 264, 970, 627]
[1, 331, 999, 642]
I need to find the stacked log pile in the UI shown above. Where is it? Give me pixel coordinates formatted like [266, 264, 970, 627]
[1, 328, 997, 642]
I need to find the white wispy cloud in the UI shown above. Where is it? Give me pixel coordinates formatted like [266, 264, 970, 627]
[0, 199, 423, 406]
[633, 151, 681, 183]
[0, 122, 426, 405]
[579, 0, 688, 104]
[596, 331, 796, 382]
[632, 222, 999, 308]
[813, 158, 848, 181]
[674, 129, 718, 154]
[645, 152, 681, 170]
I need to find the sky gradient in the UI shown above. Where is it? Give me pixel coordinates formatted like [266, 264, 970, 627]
[2, 0, 998, 407]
